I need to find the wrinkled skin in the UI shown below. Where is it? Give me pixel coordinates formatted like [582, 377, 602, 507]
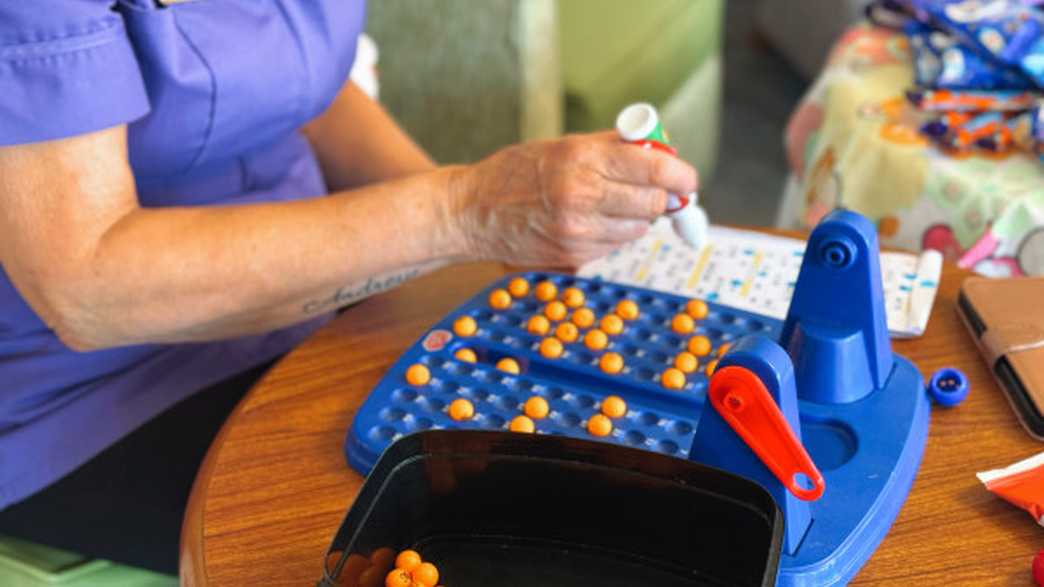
[450, 131, 699, 268]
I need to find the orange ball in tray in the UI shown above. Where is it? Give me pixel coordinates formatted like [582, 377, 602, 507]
[614, 299, 639, 320]
[583, 329, 608, 351]
[671, 313, 695, 334]
[510, 415, 536, 433]
[527, 315, 551, 336]
[587, 414, 613, 437]
[524, 396, 550, 419]
[674, 352, 698, 373]
[539, 337, 564, 359]
[508, 276, 530, 298]
[448, 398, 475, 421]
[561, 286, 585, 308]
[454, 348, 477, 363]
[685, 299, 709, 319]
[571, 307, 596, 328]
[599, 352, 624, 374]
[405, 364, 430, 386]
[452, 315, 477, 337]
[600, 314, 624, 335]
[544, 300, 568, 322]
[534, 280, 558, 302]
[600, 395, 627, 419]
[688, 335, 712, 357]
[496, 357, 521, 374]
[661, 368, 685, 390]
[488, 288, 512, 310]
[555, 322, 580, 343]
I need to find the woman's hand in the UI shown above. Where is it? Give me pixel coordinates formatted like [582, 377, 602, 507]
[448, 131, 699, 268]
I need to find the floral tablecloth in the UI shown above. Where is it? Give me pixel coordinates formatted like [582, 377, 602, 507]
[780, 23, 1044, 277]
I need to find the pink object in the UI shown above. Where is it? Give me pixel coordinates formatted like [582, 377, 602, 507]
[958, 229, 1000, 270]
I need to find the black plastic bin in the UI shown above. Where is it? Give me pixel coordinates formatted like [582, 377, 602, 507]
[321, 430, 783, 586]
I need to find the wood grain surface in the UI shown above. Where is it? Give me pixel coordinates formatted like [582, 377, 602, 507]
[180, 258, 1042, 586]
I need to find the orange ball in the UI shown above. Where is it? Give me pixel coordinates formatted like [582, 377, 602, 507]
[405, 364, 430, 386]
[454, 348, 477, 363]
[527, 314, 551, 335]
[555, 321, 580, 343]
[671, 313, 695, 334]
[448, 398, 475, 421]
[539, 337, 564, 359]
[688, 335, 712, 357]
[510, 415, 535, 433]
[686, 299, 709, 319]
[508, 276, 530, 298]
[340, 553, 371, 584]
[412, 562, 439, 587]
[534, 280, 558, 302]
[599, 352, 624, 374]
[385, 568, 413, 587]
[661, 368, 686, 390]
[453, 315, 477, 337]
[615, 299, 640, 320]
[583, 329, 608, 350]
[600, 395, 627, 418]
[587, 414, 613, 437]
[717, 342, 733, 356]
[524, 395, 550, 419]
[359, 567, 385, 587]
[571, 307, 596, 328]
[561, 286, 585, 308]
[600, 314, 624, 335]
[488, 288, 512, 310]
[496, 357, 521, 374]
[674, 352, 698, 373]
[544, 301, 568, 321]
[370, 547, 395, 571]
[705, 359, 720, 376]
[394, 550, 422, 572]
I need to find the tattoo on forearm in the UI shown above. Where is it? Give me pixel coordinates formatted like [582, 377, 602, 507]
[302, 268, 421, 315]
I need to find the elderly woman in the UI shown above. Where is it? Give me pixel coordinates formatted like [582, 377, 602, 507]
[0, 0, 697, 574]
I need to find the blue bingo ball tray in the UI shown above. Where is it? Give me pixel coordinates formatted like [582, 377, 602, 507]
[343, 210, 932, 586]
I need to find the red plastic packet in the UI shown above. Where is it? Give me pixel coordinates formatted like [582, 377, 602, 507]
[977, 451, 1044, 527]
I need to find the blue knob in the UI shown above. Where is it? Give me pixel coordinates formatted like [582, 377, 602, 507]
[928, 368, 969, 407]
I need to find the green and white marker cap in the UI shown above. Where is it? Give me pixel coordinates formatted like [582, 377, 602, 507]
[616, 102, 669, 144]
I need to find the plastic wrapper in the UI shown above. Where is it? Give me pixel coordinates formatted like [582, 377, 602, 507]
[977, 451, 1044, 527]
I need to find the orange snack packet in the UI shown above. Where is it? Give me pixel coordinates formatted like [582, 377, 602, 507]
[977, 451, 1044, 527]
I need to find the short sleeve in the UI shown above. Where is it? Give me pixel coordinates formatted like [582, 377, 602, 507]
[0, 1, 150, 146]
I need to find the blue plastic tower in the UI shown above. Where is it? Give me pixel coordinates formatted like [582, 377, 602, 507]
[780, 209, 892, 403]
[688, 209, 931, 585]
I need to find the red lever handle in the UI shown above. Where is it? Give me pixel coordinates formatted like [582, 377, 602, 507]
[708, 366, 825, 501]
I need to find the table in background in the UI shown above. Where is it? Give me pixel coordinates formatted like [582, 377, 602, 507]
[180, 257, 1041, 586]
[780, 22, 1044, 278]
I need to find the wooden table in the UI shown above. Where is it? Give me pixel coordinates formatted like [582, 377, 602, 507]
[180, 259, 1042, 586]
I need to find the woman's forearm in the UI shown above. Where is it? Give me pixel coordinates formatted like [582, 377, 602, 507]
[59, 167, 466, 349]
[2, 121, 697, 353]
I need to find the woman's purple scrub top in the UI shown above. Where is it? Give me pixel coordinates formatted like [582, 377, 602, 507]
[0, 0, 365, 508]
